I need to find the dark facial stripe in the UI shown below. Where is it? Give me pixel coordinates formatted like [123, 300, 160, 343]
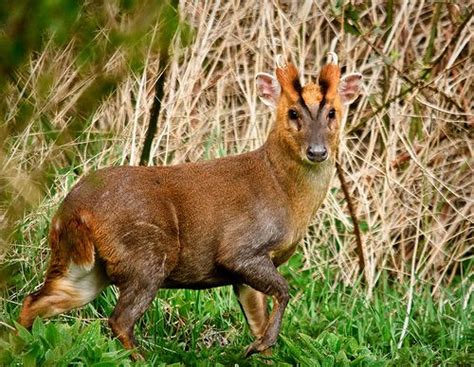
[299, 98, 312, 117]
[292, 78, 302, 94]
[295, 81, 328, 119]
[319, 79, 329, 95]
[290, 76, 311, 118]
[319, 98, 326, 113]
[299, 95, 328, 120]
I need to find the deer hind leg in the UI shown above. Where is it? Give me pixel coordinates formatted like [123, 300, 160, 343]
[107, 278, 162, 361]
[106, 254, 173, 361]
[234, 284, 272, 357]
[18, 261, 109, 328]
[104, 214, 180, 360]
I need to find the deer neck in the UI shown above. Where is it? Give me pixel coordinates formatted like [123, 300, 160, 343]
[262, 129, 335, 226]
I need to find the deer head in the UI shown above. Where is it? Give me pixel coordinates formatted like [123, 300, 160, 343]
[256, 53, 362, 165]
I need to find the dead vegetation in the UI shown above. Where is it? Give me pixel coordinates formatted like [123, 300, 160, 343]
[1, 1, 472, 298]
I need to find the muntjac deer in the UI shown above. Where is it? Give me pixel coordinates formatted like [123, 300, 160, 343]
[19, 53, 362, 359]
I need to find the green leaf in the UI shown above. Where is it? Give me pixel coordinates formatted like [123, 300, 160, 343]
[44, 323, 61, 346]
[336, 350, 351, 366]
[31, 318, 45, 338]
[344, 21, 360, 36]
[13, 321, 32, 343]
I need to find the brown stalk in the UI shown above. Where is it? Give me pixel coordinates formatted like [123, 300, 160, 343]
[140, 55, 168, 166]
[335, 160, 367, 284]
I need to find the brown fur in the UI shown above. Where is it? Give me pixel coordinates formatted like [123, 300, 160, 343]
[276, 63, 300, 100]
[19, 61, 345, 359]
[301, 83, 323, 105]
[318, 64, 341, 100]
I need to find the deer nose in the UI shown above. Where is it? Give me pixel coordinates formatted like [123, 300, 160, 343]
[306, 145, 328, 162]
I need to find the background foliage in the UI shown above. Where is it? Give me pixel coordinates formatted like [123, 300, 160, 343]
[0, 0, 472, 365]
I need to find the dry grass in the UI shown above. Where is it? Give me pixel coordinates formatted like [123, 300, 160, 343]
[1, 0, 472, 299]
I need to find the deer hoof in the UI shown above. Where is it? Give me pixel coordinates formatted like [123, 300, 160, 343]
[244, 339, 271, 358]
[130, 351, 145, 362]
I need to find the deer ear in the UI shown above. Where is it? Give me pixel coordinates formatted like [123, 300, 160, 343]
[255, 72, 281, 108]
[339, 72, 362, 105]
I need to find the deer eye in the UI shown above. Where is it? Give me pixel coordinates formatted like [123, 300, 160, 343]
[288, 109, 299, 120]
[328, 108, 336, 119]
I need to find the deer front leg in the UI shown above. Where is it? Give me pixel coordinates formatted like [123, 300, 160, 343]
[234, 284, 268, 338]
[221, 255, 289, 356]
[234, 284, 273, 356]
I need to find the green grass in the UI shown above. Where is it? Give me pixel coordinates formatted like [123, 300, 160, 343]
[1, 245, 472, 366]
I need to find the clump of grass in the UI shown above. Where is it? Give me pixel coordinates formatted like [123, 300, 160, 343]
[0, 320, 131, 366]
